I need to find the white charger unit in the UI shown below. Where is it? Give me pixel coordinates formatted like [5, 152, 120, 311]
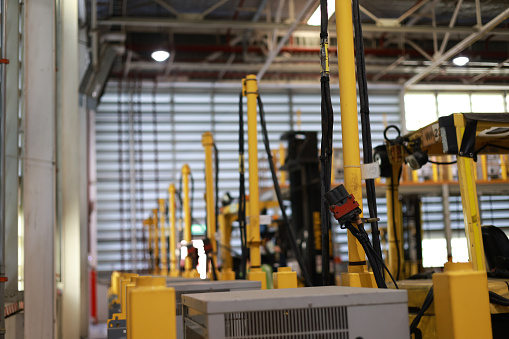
[169, 280, 261, 339]
[182, 286, 409, 339]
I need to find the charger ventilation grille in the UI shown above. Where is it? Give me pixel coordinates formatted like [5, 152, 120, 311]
[224, 306, 349, 338]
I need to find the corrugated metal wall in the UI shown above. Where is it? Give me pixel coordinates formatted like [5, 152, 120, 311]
[94, 80, 509, 274]
[94, 81, 402, 273]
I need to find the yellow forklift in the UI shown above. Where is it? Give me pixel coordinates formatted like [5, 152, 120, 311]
[373, 113, 509, 338]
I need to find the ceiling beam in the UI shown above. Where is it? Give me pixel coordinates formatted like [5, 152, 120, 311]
[404, 7, 509, 88]
[257, 0, 315, 80]
[97, 17, 509, 35]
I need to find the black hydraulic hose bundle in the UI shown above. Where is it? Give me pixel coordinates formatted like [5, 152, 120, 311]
[341, 220, 398, 289]
[410, 287, 434, 339]
[352, 0, 384, 273]
[238, 93, 248, 279]
[257, 96, 314, 287]
[319, 0, 334, 286]
[384, 125, 404, 280]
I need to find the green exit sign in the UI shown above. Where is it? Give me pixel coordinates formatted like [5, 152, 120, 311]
[191, 224, 206, 235]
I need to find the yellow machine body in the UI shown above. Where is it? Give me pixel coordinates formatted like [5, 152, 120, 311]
[433, 262, 492, 339]
[273, 267, 297, 289]
[127, 276, 175, 339]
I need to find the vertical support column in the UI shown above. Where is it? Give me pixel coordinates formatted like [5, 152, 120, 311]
[335, 0, 373, 287]
[168, 184, 179, 277]
[60, 0, 82, 338]
[24, 0, 56, 337]
[4, 0, 20, 303]
[242, 75, 267, 289]
[454, 114, 486, 272]
[158, 199, 167, 276]
[201, 132, 217, 271]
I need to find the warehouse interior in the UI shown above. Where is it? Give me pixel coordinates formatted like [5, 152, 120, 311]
[3, 0, 509, 338]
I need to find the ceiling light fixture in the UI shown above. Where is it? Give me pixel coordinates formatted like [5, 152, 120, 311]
[151, 50, 170, 62]
[307, 0, 336, 26]
[452, 56, 469, 66]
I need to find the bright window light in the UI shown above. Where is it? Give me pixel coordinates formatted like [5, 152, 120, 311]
[451, 238, 469, 263]
[422, 238, 447, 267]
[437, 93, 471, 117]
[307, 0, 336, 26]
[151, 50, 170, 62]
[471, 93, 505, 112]
[452, 56, 469, 66]
[404, 93, 437, 131]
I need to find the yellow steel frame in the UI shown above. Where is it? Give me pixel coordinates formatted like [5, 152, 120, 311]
[335, 0, 374, 287]
[202, 132, 218, 275]
[453, 114, 486, 272]
[242, 75, 267, 289]
[168, 184, 179, 277]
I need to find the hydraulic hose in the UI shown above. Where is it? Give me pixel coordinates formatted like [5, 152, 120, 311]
[319, 0, 334, 286]
[257, 96, 313, 287]
[352, 0, 384, 271]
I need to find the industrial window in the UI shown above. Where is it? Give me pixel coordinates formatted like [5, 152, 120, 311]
[437, 93, 470, 117]
[471, 93, 506, 113]
[405, 91, 508, 131]
[404, 93, 437, 131]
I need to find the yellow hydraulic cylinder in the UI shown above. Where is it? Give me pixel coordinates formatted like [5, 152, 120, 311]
[202, 132, 217, 272]
[158, 199, 168, 276]
[218, 213, 233, 271]
[454, 114, 486, 272]
[279, 143, 286, 184]
[273, 267, 297, 289]
[152, 208, 160, 275]
[500, 155, 507, 180]
[481, 155, 488, 181]
[143, 219, 152, 269]
[335, 0, 373, 287]
[242, 75, 267, 289]
[433, 262, 492, 339]
[168, 184, 179, 277]
[432, 158, 439, 182]
[108, 271, 121, 298]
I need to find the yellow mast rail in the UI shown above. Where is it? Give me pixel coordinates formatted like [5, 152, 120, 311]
[158, 198, 168, 276]
[242, 75, 267, 289]
[168, 184, 179, 277]
[152, 208, 160, 275]
[182, 164, 200, 278]
[335, 0, 374, 287]
[202, 132, 217, 276]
